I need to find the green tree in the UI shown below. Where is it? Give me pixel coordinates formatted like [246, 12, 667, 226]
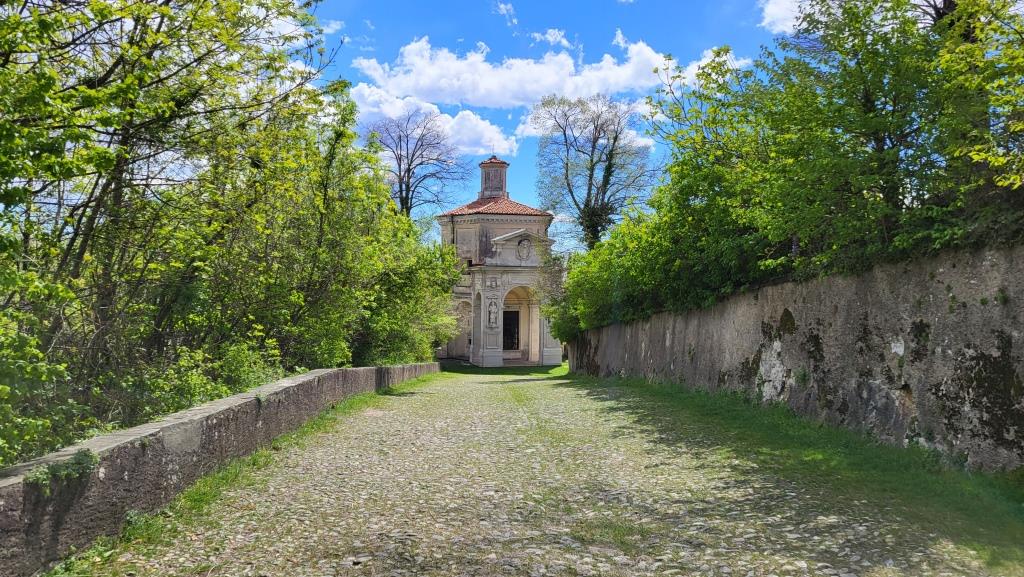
[0, 1, 460, 468]
[530, 94, 656, 249]
[550, 0, 1024, 339]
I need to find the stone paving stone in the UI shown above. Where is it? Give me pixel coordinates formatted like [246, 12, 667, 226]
[98, 372, 992, 577]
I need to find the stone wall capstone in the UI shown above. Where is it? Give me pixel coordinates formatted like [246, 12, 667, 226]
[568, 247, 1024, 471]
[0, 363, 439, 577]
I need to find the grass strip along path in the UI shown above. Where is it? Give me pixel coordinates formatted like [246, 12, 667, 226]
[49, 365, 1024, 577]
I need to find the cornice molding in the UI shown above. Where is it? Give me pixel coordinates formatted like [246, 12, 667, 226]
[437, 214, 552, 225]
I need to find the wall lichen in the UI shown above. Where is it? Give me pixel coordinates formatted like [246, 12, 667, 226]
[932, 331, 1024, 453]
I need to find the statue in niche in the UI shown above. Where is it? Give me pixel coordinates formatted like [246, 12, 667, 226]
[487, 300, 499, 327]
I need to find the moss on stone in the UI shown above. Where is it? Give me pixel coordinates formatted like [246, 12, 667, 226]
[910, 320, 931, 363]
[803, 330, 825, 364]
[932, 331, 1024, 452]
[779, 308, 797, 336]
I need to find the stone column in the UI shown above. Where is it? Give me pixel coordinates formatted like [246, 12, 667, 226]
[471, 292, 482, 365]
[541, 315, 563, 366]
[529, 303, 542, 363]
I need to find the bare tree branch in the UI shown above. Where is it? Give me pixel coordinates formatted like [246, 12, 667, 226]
[365, 110, 470, 215]
[530, 94, 656, 249]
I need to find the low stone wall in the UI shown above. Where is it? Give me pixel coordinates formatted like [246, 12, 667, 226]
[0, 363, 438, 577]
[569, 246, 1024, 471]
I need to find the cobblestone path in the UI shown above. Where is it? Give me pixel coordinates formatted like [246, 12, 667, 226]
[104, 370, 995, 577]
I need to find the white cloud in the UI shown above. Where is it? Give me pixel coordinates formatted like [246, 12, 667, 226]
[363, 19, 375, 31]
[352, 35, 665, 109]
[530, 28, 571, 49]
[758, 0, 801, 34]
[495, 2, 518, 26]
[265, 14, 312, 48]
[513, 112, 541, 138]
[512, 103, 654, 148]
[352, 84, 517, 155]
[612, 28, 629, 49]
[350, 31, 734, 158]
[677, 48, 753, 86]
[352, 83, 435, 119]
[617, 0, 636, 3]
[626, 127, 655, 149]
[321, 19, 344, 35]
[287, 60, 316, 75]
[446, 110, 518, 155]
[344, 33, 377, 52]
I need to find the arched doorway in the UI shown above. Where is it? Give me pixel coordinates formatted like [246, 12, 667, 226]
[502, 286, 541, 364]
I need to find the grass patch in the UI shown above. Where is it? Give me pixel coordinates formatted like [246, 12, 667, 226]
[570, 516, 652, 555]
[44, 371, 449, 577]
[561, 375, 1024, 573]
[441, 361, 568, 378]
[504, 384, 533, 407]
[500, 381, 580, 446]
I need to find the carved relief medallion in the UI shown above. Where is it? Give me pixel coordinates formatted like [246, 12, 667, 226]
[516, 238, 532, 261]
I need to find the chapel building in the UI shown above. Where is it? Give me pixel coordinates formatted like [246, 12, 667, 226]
[437, 156, 562, 367]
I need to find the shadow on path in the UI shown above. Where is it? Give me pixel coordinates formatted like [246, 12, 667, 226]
[537, 369, 1024, 574]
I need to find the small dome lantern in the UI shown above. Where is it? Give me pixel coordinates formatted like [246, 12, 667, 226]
[479, 155, 509, 199]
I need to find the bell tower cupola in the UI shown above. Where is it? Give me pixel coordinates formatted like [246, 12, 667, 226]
[479, 155, 509, 199]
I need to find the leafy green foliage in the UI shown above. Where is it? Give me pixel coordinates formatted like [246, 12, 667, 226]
[940, 0, 1024, 191]
[550, 0, 1024, 339]
[217, 343, 284, 395]
[24, 449, 100, 497]
[0, 2, 459, 468]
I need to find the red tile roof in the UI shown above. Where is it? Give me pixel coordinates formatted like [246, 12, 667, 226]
[440, 196, 551, 217]
[479, 155, 509, 166]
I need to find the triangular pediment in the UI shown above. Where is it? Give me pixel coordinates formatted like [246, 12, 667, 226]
[491, 229, 552, 245]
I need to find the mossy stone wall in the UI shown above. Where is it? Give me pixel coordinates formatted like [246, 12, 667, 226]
[569, 247, 1024, 471]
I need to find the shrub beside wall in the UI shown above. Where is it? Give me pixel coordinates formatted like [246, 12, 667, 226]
[0, 363, 439, 577]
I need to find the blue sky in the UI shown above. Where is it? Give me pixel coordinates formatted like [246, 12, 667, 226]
[309, 0, 799, 212]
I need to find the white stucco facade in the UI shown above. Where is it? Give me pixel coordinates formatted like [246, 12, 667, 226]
[437, 157, 562, 366]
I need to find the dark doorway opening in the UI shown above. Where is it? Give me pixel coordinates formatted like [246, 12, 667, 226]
[503, 310, 520, 350]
